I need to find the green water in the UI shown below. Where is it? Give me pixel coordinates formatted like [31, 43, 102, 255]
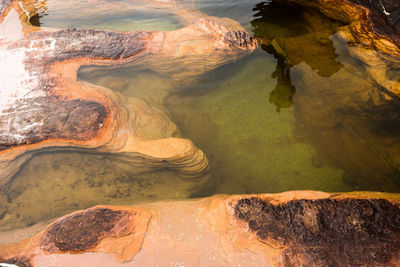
[166, 51, 348, 195]
[1, 0, 400, 232]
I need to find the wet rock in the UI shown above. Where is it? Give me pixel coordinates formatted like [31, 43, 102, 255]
[347, 0, 400, 42]
[284, 0, 400, 96]
[0, 98, 107, 151]
[277, 0, 400, 47]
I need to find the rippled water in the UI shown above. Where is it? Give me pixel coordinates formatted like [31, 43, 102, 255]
[1, 0, 400, 232]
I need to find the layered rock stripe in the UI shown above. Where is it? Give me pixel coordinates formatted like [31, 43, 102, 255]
[0, 0, 257, 185]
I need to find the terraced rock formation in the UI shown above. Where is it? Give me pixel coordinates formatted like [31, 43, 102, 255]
[1, 191, 400, 266]
[0, 0, 257, 186]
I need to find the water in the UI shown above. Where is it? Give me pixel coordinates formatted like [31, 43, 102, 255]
[1, 0, 400, 232]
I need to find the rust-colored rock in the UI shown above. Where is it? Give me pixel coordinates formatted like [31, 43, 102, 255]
[1, 191, 400, 266]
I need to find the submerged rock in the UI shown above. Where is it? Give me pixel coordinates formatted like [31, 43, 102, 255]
[1, 191, 400, 266]
[0, 0, 257, 186]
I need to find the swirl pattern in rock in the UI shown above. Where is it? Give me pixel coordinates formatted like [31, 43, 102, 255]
[0, 0, 257, 185]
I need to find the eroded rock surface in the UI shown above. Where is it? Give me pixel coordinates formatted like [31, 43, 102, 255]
[41, 208, 132, 252]
[1, 191, 400, 266]
[0, 205, 151, 264]
[0, 98, 107, 150]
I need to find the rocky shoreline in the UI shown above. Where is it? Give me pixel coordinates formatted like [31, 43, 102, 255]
[1, 191, 400, 266]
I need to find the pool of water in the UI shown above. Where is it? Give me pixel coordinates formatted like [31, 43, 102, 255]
[1, 0, 400, 232]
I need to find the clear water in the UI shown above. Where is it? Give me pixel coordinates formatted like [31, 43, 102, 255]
[1, 0, 400, 232]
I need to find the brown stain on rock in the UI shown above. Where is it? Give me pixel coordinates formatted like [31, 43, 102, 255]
[41, 207, 132, 252]
[223, 30, 256, 49]
[234, 197, 400, 266]
[24, 28, 150, 62]
[0, 97, 107, 151]
[2, 256, 32, 267]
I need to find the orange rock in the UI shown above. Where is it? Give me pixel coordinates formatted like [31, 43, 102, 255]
[1, 191, 400, 266]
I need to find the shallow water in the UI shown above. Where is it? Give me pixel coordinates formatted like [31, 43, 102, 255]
[1, 0, 400, 232]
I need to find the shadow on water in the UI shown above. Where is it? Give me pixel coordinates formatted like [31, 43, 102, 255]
[251, 1, 344, 110]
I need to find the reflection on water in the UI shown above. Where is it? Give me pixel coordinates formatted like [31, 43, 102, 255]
[1, 0, 400, 232]
[252, 1, 400, 191]
[167, 50, 347, 195]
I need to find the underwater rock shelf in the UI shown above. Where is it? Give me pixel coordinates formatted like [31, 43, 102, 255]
[1, 191, 400, 266]
[0, 0, 256, 186]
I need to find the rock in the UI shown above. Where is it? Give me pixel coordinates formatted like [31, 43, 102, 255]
[0, 0, 257, 185]
[1, 191, 400, 266]
[275, 0, 400, 97]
